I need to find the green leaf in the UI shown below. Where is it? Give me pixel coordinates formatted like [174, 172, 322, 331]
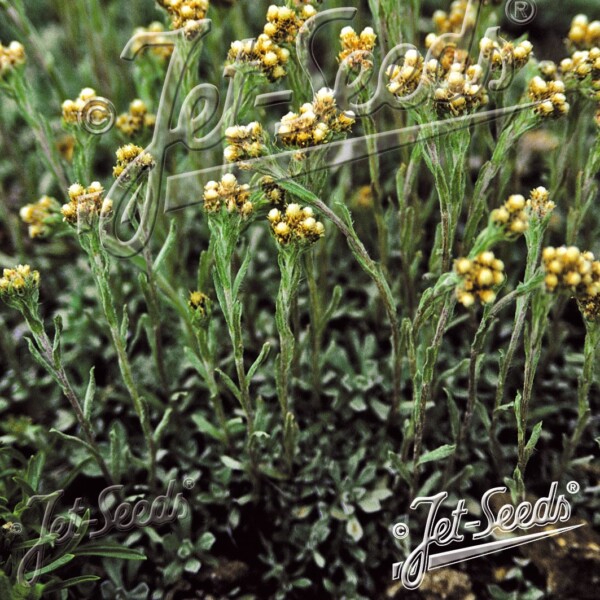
[444, 388, 460, 441]
[42, 575, 101, 593]
[184, 346, 207, 380]
[153, 408, 173, 444]
[83, 366, 96, 420]
[197, 248, 212, 290]
[109, 421, 127, 481]
[196, 531, 216, 552]
[524, 421, 543, 463]
[358, 489, 393, 513]
[233, 247, 252, 298]
[220, 456, 244, 471]
[52, 315, 63, 368]
[388, 451, 412, 486]
[75, 544, 146, 560]
[215, 369, 243, 404]
[24, 553, 74, 580]
[25, 337, 50, 374]
[120, 304, 129, 341]
[49, 429, 95, 457]
[418, 444, 456, 465]
[346, 516, 363, 542]
[323, 285, 343, 323]
[62, 508, 92, 555]
[153, 219, 178, 273]
[191, 413, 224, 443]
[24, 452, 45, 492]
[184, 558, 202, 574]
[258, 465, 289, 480]
[283, 412, 299, 466]
[12, 477, 35, 497]
[246, 342, 271, 385]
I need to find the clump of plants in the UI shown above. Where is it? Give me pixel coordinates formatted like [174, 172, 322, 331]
[0, 1, 599, 598]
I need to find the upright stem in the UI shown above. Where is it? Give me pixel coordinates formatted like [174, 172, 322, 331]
[20, 304, 113, 485]
[83, 234, 156, 485]
[275, 248, 303, 472]
[557, 321, 600, 478]
[304, 252, 323, 404]
[411, 295, 455, 495]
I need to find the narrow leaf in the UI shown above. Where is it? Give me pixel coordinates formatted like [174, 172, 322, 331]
[216, 369, 243, 403]
[52, 314, 63, 367]
[153, 408, 173, 444]
[83, 366, 96, 420]
[418, 444, 456, 465]
[246, 342, 271, 385]
[24, 553, 74, 579]
[153, 220, 178, 273]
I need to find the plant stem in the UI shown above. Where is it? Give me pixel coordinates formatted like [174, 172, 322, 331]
[19, 303, 114, 485]
[557, 320, 600, 478]
[82, 233, 156, 485]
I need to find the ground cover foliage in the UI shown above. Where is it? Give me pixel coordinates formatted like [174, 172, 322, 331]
[0, 0, 600, 598]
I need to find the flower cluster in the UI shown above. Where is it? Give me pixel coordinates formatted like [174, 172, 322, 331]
[479, 37, 533, 71]
[224, 122, 267, 164]
[267, 204, 324, 246]
[560, 47, 600, 82]
[277, 88, 355, 148]
[542, 246, 598, 294]
[454, 252, 505, 307]
[567, 14, 600, 50]
[203, 174, 253, 216]
[0, 41, 26, 79]
[116, 99, 156, 137]
[19, 196, 60, 238]
[491, 194, 529, 236]
[433, 63, 488, 116]
[543, 247, 600, 322]
[578, 269, 600, 322]
[61, 88, 98, 125]
[528, 76, 570, 118]
[61, 182, 112, 225]
[425, 0, 475, 65]
[538, 60, 558, 81]
[188, 290, 211, 327]
[113, 144, 156, 180]
[0, 265, 40, 301]
[338, 26, 377, 70]
[261, 176, 286, 206]
[132, 22, 174, 60]
[157, 0, 209, 30]
[228, 34, 290, 81]
[386, 50, 440, 98]
[431, 0, 474, 35]
[263, 3, 316, 44]
[526, 186, 555, 218]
